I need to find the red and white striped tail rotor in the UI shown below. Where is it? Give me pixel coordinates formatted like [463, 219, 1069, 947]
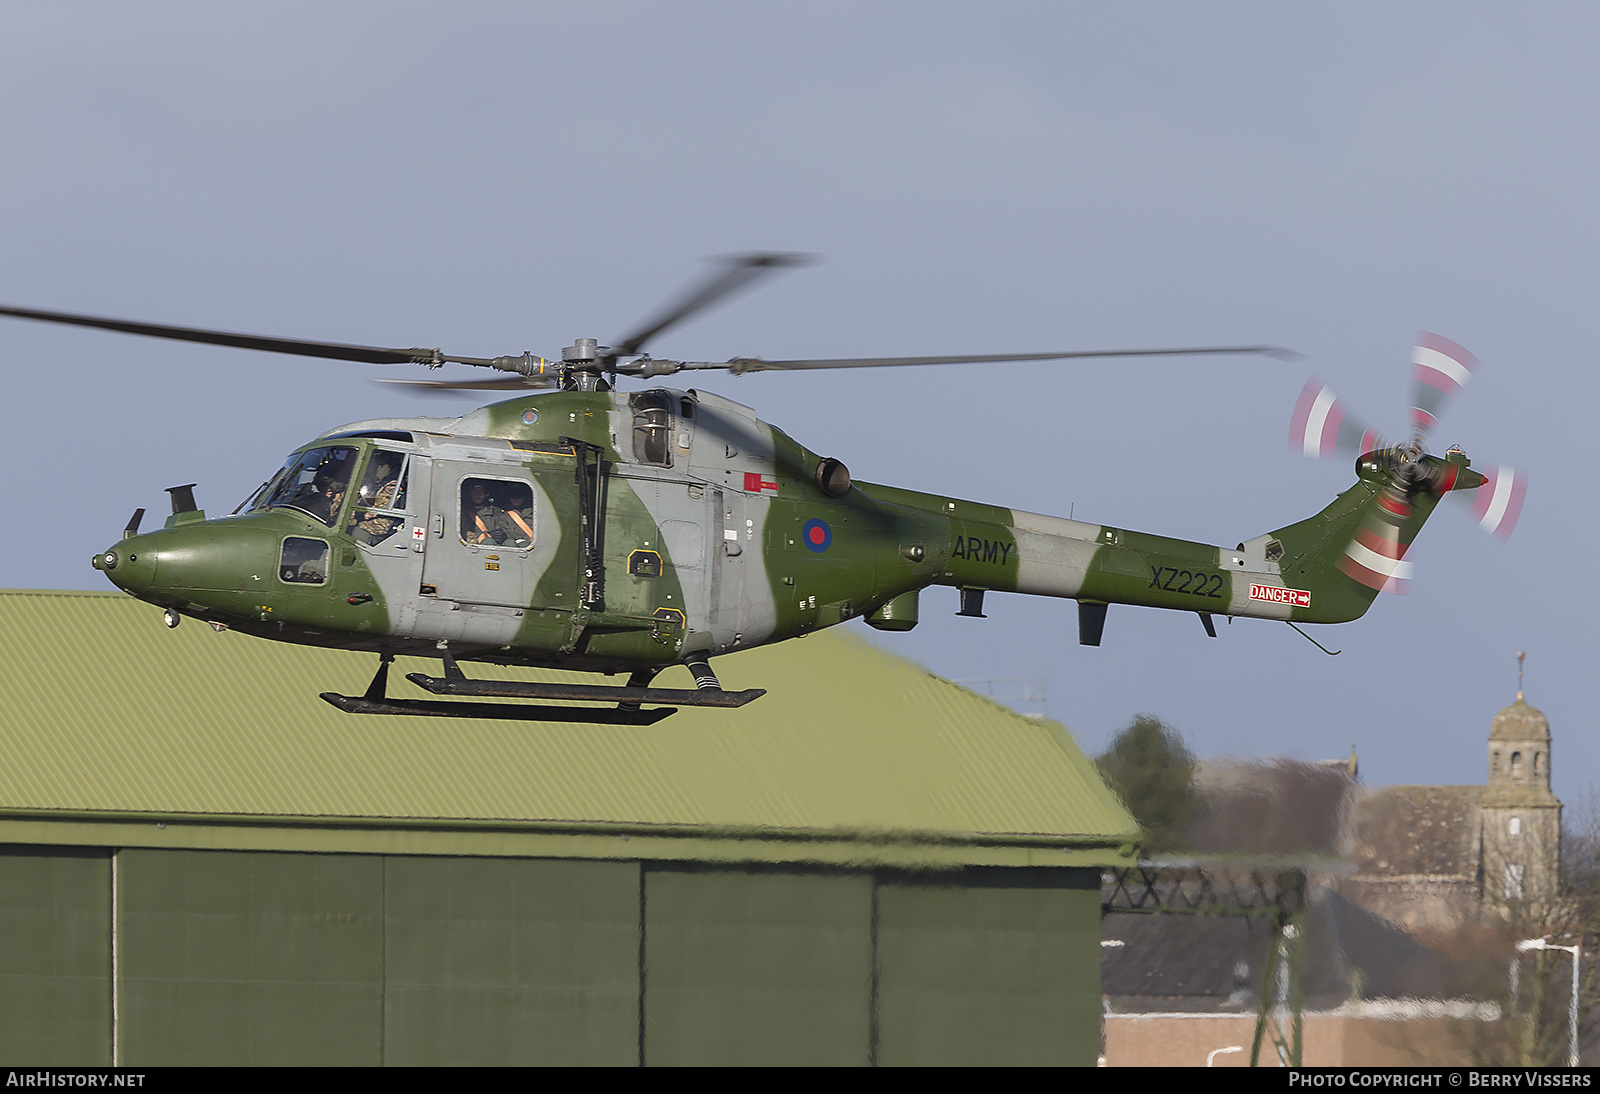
[1464, 465, 1528, 541]
[1409, 332, 1476, 446]
[1289, 334, 1526, 599]
[1289, 377, 1384, 459]
[1338, 490, 1416, 595]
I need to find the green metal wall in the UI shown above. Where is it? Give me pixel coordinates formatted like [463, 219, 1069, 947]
[0, 846, 1100, 1066]
[384, 856, 639, 1066]
[643, 867, 874, 1065]
[875, 868, 1102, 1066]
[119, 849, 385, 1065]
[0, 847, 111, 1065]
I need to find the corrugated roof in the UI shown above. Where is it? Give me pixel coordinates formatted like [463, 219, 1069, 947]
[0, 590, 1137, 867]
[1103, 890, 1486, 1010]
[1347, 786, 1483, 877]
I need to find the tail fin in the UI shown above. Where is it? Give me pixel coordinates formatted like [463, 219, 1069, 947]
[1254, 450, 1480, 623]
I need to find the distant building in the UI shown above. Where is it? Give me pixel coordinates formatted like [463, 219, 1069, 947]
[1345, 694, 1562, 931]
[1102, 681, 1560, 1065]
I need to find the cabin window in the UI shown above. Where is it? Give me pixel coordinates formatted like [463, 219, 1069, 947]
[459, 477, 535, 549]
[346, 451, 409, 546]
[256, 445, 361, 526]
[630, 390, 674, 467]
[279, 537, 329, 585]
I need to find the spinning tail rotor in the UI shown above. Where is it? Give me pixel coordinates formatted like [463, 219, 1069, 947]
[1409, 333, 1475, 448]
[1288, 333, 1526, 595]
[1468, 464, 1528, 541]
[1291, 378, 1384, 460]
[1338, 481, 1418, 595]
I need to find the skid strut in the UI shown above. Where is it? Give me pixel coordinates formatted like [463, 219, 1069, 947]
[686, 656, 722, 690]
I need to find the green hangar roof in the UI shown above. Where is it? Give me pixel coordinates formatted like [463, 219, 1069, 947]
[0, 590, 1137, 868]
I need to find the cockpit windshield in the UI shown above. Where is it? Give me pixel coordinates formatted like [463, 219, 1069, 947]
[251, 445, 361, 526]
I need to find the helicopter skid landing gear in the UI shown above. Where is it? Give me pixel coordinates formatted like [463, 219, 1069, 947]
[320, 653, 764, 723]
[399, 651, 762, 710]
[619, 668, 659, 711]
[685, 657, 721, 690]
[320, 691, 678, 725]
[319, 653, 697, 726]
[403, 669, 764, 709]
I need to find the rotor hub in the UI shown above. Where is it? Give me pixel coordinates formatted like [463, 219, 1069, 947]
[1390, 441, 1429, 487]
[562, 338, 601, 363]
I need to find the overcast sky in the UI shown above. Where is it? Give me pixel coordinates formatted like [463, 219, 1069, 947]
[2, 3, 1591, 800]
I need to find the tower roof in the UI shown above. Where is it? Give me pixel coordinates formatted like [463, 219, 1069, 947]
[1490, 698, 1549, 742]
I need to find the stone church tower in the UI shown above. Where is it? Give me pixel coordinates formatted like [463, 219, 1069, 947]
[1479, 664, 1562, 906]
[1342, 654, 1564, 929]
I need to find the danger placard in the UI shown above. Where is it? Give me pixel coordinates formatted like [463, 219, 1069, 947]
[1249, 584, 1311, 608]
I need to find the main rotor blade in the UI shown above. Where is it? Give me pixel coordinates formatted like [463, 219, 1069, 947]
[610, 252, 816, 358]
[645, 344, 1299, 375]
[0, 302, 449, 366]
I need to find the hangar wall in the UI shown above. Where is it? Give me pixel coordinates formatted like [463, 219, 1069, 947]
[0, 846, 1100, 1067]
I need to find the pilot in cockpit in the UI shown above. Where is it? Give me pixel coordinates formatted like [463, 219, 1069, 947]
[309, 472, 347, 523]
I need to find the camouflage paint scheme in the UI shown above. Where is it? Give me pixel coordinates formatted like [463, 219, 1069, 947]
[91, 388, 1482, 676]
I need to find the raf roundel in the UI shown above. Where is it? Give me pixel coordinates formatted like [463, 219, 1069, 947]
[521, 408, 539, 425]
[802, 518, 832, 553]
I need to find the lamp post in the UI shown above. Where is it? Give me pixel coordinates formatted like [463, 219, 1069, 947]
[1099, 938, 1126, 1066]
[1516, 938, 1582, 1067]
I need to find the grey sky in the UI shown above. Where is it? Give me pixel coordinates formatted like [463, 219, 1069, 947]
[2, 4, 1589, 798]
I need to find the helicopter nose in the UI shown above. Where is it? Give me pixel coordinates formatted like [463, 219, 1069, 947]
[92, 534, 157, 594]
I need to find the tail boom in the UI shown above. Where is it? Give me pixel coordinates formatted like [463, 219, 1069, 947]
[864, 457, 1461, 633]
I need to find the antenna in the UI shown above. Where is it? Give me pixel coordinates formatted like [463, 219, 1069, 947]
[953, 676, 1048, 719]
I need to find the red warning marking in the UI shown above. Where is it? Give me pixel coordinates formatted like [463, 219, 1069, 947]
[1249, 584, 1311, 608]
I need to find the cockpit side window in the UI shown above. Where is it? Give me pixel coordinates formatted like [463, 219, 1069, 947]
[346, 450, 410, 546]
[630, 390, 674, 467]
[256, 445, 361, 527]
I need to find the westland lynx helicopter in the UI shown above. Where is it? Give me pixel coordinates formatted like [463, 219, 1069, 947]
[3, 255, 1525, 724]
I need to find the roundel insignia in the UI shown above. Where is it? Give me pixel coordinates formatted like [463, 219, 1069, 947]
[802, 518, 831, 553]
[522, 408, 539, 425]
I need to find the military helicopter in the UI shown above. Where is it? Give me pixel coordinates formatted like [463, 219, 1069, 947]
[2, 255, 1525, 724]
